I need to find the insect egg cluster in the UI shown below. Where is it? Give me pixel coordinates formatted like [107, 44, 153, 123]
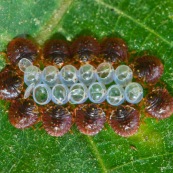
[0, 36, 172, 137]
[21, 59, 143, 106]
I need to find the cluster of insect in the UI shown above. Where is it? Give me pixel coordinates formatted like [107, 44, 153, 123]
[0, 36, 173, 137]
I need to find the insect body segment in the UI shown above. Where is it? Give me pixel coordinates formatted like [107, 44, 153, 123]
[75, 104, 106, 135]
[132, 55, 164, 84]
[145, 88, 173, 119]
[71, 36, 100, 63]
[43, 39, 71, 67]
[9, 99, 39, 129]
[0, 66, 23, 100]
[42, 105, 72, 137]
[100, 38, 128, 63]
[109, 105, 140, 137]
[7, 37, 39, 66]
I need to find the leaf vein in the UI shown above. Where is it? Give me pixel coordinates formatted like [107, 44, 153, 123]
[109, 152, 173, 172]
[35, 0, 74, 44]
[86, 136, 107, 173]
[95, 0, 172, 47]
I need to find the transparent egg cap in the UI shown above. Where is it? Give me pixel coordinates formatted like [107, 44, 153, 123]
[60, 65, 78, 86]
[18, 58, 32, 72]
[69, 83, 88, 104]
[88, 82, 106, 103]
[106, 85, 125, 106]
[42, 66, 59, 87]
[52, 84, 69, 105]
[125, 82, 143, 104]
[33, 84, 52, 105]
[24, 65, 41, 86]
[24, 83, 35, 99]
[78, 64, 96, 86]
[114, 65, 133, 86]
[96, 62, 114, 84]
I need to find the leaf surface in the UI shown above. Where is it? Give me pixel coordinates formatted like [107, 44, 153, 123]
[0, 0, 173, 172]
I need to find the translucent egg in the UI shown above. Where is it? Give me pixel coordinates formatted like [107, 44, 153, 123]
[42, 66, 59, 87]
[78, 64, 96, 86]
[52, 84, 69, 105]
[18, 58, 32, 72]
[106, 85, 125, 106]
[69, 83, 88, 104]
[114, 65, 133, 87]
[88, 82, 106, 103]
[60, 65, 78, 86]
[96, 62, 114, 84]
[33, 84, 52, 105]
[125, 82, 143, 104]
[24, 65, 41, 86]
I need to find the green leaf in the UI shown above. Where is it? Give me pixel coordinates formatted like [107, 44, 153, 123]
[0, 0, 173, 172]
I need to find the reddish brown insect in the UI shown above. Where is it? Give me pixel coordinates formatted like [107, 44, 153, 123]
[109, 105, 140, 137]
[7, 37, 39, 65]
[9, 98, 39, 129]
[75, 104, 106, 135]
[0, 66, 23, 100]
[42, 105, 72, 137]
[145, 88, 173, 119]
[100, 38, 128, 63]
[43, 39, 71, 67]
[71, 36, 100, 63]
[132, 55, 164, 84]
